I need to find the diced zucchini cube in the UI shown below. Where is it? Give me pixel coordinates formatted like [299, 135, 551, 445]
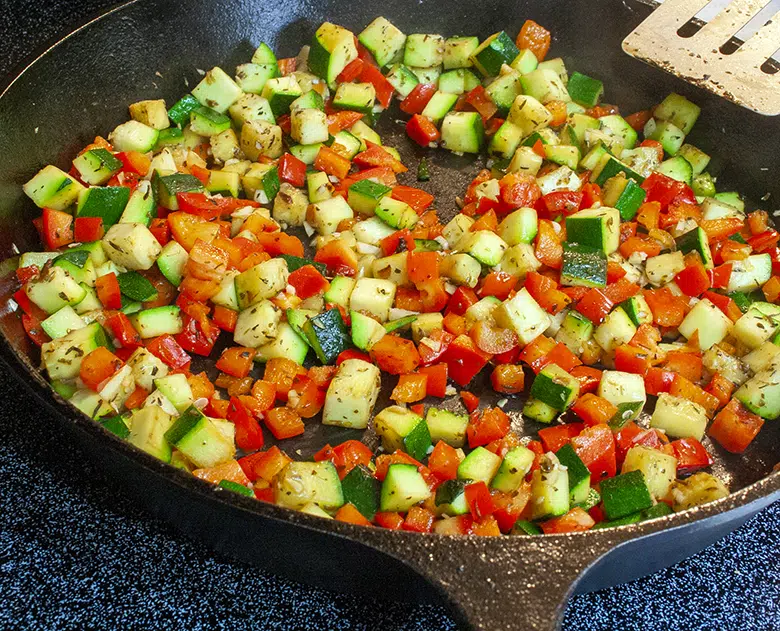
[235, 258, 289, 309]
[529, 452, 569, 519]
[493, 288, 551, 345]
[308, 22, 358, 89]
[23, 165, 86, 211]
[229, 93, 275, 126]
[310, 196, 355, 235]
[192, 66, 243, 113]
[102, 222, 162, 270]
[470, 31, 519, 77]
[350, 278, 396, 322]
[598, 370, 646, 421]
[530, 363, 580, 411]
[622, 446, 677, 500]
[521, 68, 570, 104]
[561, 243, 607, 288]
[507, 94, 553, 139]
[290, 107, 329, 145]
[440, 111, 484, 154]
[460, 230, 508, 267]
[650, 393, 708, 440]
[359, 17, 406, 68]
[235, 63, 279, 95]
[654, 93, 701, 135]
[679, 298, 733, 350]
[275, 461, 345, 510]
[240, 119, 283, 161]
[323, 359, 382, 429]
[566, 207, 620, 254]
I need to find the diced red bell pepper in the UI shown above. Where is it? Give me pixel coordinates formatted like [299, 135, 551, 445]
[417, 363, 448, 398]
[400, 83, 438, 115]
[326, 110, 364, 135]
[670, 438, 714, 475]
[540, 191, 583, 216]
[216, 346, 256, 378]
[675, 262, 711, 297]
[337, 57, 364, 83]
[41, 208, 74, 250]
[80, 347, 123, 391]
[465, 481, 496, 520]
[264, 406, 305, 440]
[540, 507, 595, 534]
[227, 396, 265, 451]
[353, 142, 407, 174]
[516, 19, 551, 61]
[460, 391, 480, 413]
[406, 114, 441, 147]
[538, 422, 585, 453]
[641, 172, 695, 210]
[74, 216, 104, 242]
[570, 366, 602, 395]
[359, 63, 394, 108]
[175, 313, 220, 357]
[374, 512, 405, 530]
[575, 289, 613, 325]
[288, 264, 329, 300]
[313, 240, 358, 277]
[464, 85, 498, 122]
[239, 446, 292, 483]
[418, 329, 454, 366]
[402, 506, 435, 533]
[391, 185, 435, 213]
[95, 272, 122, 310]
[571, 424, 617, 483]
[490, 364, 525, 394]
[22, 313, 49, 346]
[314, 145, 351, 180]
[444, 334, 491, 386]
[278, 153, 307, 188]
[446, 286, 479, 316]
[391, 373, 428, 404]
[106, 311, 142, 348]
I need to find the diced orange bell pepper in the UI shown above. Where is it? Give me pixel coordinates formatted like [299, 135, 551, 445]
[427, 441, 460, 481]
[490, 364, 525, 394]
[391, 373, 429, 403]
[708, 399, 764, 453]
[80, 347, 123, 391]
[216, 346, 256, 378]
[370, 335, 421, 375]
[571, 394, 618, 427]
[264, 406, 305, 440]
[540, 507, 595, 534]
[335, 503, 373, 526]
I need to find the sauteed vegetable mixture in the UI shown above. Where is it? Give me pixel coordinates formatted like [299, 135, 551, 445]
[18, 17, 780, 535]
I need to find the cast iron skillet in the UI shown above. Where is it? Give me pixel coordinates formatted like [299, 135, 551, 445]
[0, 0, 778, 629]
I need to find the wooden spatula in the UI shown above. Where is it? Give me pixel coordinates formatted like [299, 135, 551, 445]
[623, 0, 780, 115]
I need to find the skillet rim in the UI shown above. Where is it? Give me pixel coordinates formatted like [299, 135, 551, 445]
[0, 0, 778, 552]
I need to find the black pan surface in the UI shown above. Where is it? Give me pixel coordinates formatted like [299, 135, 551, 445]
[0, 1, 778, 629]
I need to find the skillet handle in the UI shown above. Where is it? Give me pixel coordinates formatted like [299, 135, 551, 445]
[367, 532, 619, 631]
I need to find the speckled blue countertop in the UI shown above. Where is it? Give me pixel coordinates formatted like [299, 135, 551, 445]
[1, 2, 779, 629]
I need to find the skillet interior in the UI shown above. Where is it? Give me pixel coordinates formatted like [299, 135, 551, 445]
[0, 0, 778, 629]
